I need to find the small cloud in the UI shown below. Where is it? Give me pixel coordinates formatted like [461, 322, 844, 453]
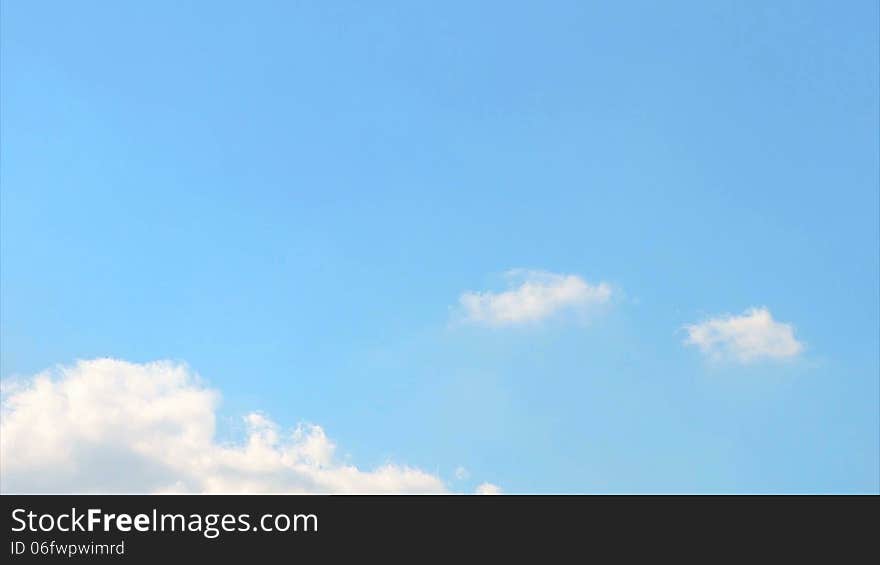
[457, 269, 611, 326]
[454, 466, 470, 480]
[683, 307, 804, 363]
[475, 482, 502, 495]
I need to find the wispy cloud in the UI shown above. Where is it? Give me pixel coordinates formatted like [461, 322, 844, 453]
[0, 359, 448, 493]
[683, 307, 804, 363]
[475, 482, 502, 495]
[457, 270, 612, 326]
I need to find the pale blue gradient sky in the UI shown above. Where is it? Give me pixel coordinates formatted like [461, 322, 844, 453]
[2, 0, 878, 492]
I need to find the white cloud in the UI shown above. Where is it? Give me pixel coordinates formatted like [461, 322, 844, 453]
[474, 482, 502, 495]
[0, 358, 447, 494]
[454, 466, 470, 480]
[683, 307, 804, 363]
[458, 270, 611, 326]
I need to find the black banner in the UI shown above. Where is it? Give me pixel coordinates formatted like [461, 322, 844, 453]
[1, 495, 876, 562]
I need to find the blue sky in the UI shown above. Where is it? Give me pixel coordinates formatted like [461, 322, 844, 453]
[1, 1, 878, 493]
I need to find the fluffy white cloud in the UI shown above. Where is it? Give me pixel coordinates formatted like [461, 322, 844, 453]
[683, 307, 804, 363]
[458, 270, 611, 326]
[474, 482, 502, 495]
[454, 466, 470, 480]
[0, 358, 447, 494]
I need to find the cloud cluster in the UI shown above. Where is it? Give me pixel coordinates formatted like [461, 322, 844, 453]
[0, 269, 808, 494]
[683, 307, 804, 363]
[0, 359, 447, 494]
[456, 269, 806, 365]
[458, 270, 612, 326]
